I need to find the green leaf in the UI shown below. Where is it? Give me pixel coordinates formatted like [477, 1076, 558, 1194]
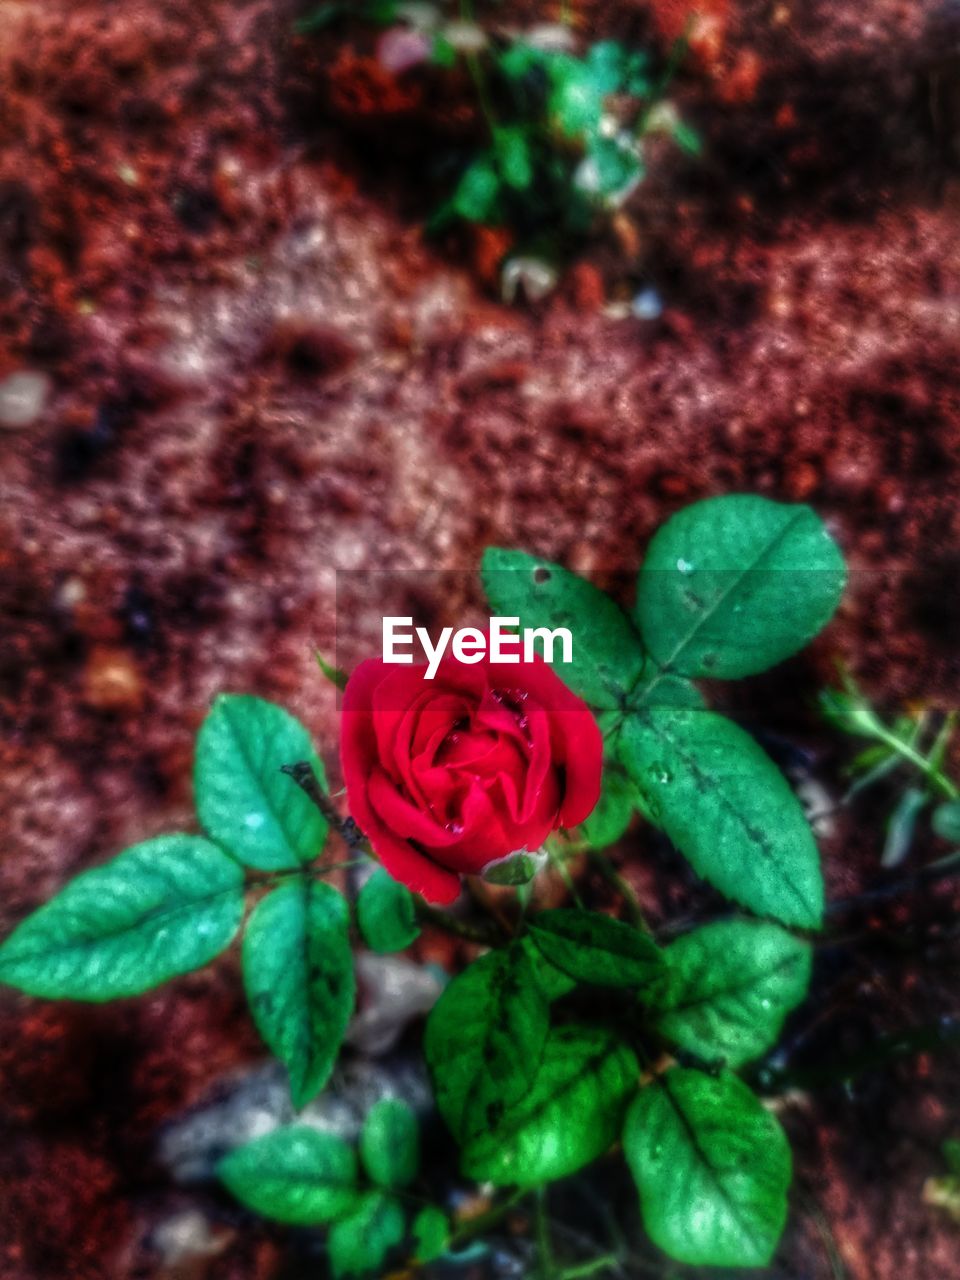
[634, 495, 845, 681]
[482, 849, 547, 886]
[0, 835, 244, 1000]
[549, 59, 604, 136]
[527, 908, 663, 990]
[218, 1126, 358, 1225]
[580, 135, 644, 203]
[498, 41, 546, 81]
[463, 1026, 637, 1186]
[431, 34, 457, 68]
[522, 935, 577, 1002]
[585, 40, 629, 94]
[356, 867, 420, 953]
[671, 120, 703, 156]
[328, 1191, 405, 1278]
[452, 157, 501, 222]
[580, 754, 635, 847]
[933, 799, 960, 843]
[425, 945, 549, 1144]
[242, 879, 354, 1109]
[882, 785, 927, 868]
[412, 1205, 449, 1261]
[626, 664, 704, 711]
[315, 650, 348, 690]
[195, 694, 328, 871]
[625, 1069, 791, 1267]
[619, 708, 824, 928]
[481, 549, 646, 708]
[494, 126, 534, 190]
[652, 920, 811, 1066]
[360, 1098, 419, 1190]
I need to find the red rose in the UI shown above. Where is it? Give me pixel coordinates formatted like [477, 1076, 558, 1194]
[340, 653, 602, 904]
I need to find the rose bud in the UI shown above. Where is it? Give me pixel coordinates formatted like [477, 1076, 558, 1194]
[340, 653, 602, 904]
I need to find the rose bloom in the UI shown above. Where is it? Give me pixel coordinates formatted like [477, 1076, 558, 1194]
[340, 653, 602, 903]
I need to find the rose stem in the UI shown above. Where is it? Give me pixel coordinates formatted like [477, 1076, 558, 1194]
[280, 760, 506, 947]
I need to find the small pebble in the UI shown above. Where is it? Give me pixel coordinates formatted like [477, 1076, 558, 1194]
[632, 287, 664, 320]
[0, 370, 51, 429]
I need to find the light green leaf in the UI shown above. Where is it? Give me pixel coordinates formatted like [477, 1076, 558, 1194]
[619, 708, 823, 928]
[195, 694, 328, 871]
[463, 1026, 637, 1186]
[360, 1098, 419, 1190]
[356, 867, 420, 953]
[481, 548, 646, 708]
[243, 879, 354, 1109]
[328, 1191, 405, 1278]
[652, 920, 811, 1066]
[0, 835, 244, 1000]
[424, 945, 549, 1144]
[634, 495, 845, 681]
[527, 908, 663, 990]
[412, 1205, 449, 1261]
[218, 1126, 358, 1225]
[625, 1069, 791, 1267]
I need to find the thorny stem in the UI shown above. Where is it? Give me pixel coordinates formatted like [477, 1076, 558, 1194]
[281, 761, 505, 948]
[586, 849, 652, 935]
[280, 762, 369, 851]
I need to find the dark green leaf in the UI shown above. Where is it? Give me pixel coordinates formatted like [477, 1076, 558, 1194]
[0, 835, 244, 1000]
[619, 708, 824, 928]
[219, 1126, 358, 1225]
[463, 1026, 637, 1186]
[652, 920, 811, 1066]
[481, 548, 646, 708]
[431, 34, 457, 68]
[243, 879, 354, 1109]
[328, 1191, 405, 1278]
[522, 935, 577, 1002]
[356, 867, 420, 953]
[359, 1098, 419, 1190]
[625, 1069, 791, 1267]
[528, 908, 663, 990]
[425, 946, 549, 1144]
[195, 694, 328, 871]
[634, 495, 845, 681]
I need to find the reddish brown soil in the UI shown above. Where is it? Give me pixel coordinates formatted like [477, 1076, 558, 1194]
[2, 0, 959, 1277]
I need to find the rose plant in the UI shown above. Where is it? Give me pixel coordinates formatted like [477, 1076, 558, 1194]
[0, 494, 846, 1276]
